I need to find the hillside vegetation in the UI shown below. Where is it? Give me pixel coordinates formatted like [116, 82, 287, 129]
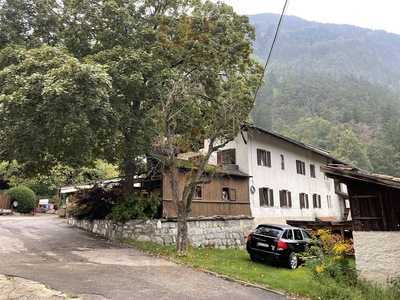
[250, 14, 400, 176]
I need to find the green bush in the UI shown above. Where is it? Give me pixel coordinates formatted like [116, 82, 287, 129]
[69, 186, 122, 220]
[6, 185, 37, 213]
[111, 193, 160, 223]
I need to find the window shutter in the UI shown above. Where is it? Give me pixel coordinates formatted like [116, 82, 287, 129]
[279, 190, 284, 207]
[217, 151, 222, 165]
[230, 189, 237, 201]
[305, 194, 309, 208]
[259, 189, 263, 206]
[300, 193, 304, 209]
[318, 195, 321, 208]
[269, 189, 274, 207]
[267, 151, 271, 167]
[288, 191, 292, 207]
[231, 150, 236, 165]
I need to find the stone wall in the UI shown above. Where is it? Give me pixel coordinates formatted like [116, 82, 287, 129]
[353, 231, 400, 283]
[68, 216, 254, 248]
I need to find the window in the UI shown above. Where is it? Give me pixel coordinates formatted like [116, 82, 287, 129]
[296, 160, 306, 175]
[280, 154, 285, 170]
[293, 229, 303, 241]
[313, 194, 322, 208]
[279, 190, 292, 208]
[299, 193, 309, 209]
[194, 185, 202, 199]
[327, 195, 332, 208]
[255, 226, 282, 238]
[282, 229, 293, 240]
[257, 149, 271, 167]
[310, 164, 316, 178]
[217, 149, 236, 165]
[259, 188, 274, 207]
[222, 187, 236, 201]
[302, 230, 312, 240]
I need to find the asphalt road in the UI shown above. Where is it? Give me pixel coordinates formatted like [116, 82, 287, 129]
[0, 215, 286, 300]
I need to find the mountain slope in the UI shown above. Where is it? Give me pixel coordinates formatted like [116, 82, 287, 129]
[250, 13, 400, 89]
[249, 14, 400, 176]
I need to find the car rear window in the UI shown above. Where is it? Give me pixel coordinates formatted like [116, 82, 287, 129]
[255, 226, 282, 238]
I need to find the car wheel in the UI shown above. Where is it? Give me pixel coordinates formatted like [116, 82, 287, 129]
[250, 253, 260, 262]
[287, 253, 298, 269]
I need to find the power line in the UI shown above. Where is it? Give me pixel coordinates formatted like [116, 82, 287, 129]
[253, 0, 289, 102]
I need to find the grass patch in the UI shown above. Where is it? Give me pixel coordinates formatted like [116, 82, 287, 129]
[127, 240, 400, 300]
[127, 240, 320, 297]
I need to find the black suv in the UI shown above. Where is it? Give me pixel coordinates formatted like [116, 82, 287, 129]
[246, 224, 312, 269]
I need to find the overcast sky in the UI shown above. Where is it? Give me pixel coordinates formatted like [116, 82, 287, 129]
[216, 0, 400, 35]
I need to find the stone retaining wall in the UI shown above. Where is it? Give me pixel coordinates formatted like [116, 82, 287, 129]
[68, 216, 254, 248]
[353, 231, 400, 283]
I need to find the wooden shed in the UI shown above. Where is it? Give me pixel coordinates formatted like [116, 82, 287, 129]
[321, 164, 400, 283]
[322, 164, 400, 231]
[162, 165, 251, 218]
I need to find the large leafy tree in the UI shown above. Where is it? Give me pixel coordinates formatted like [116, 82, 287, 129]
[0, 1, 261, 252]
[0, 0, 161, 186]
[153, 1, 262, 252]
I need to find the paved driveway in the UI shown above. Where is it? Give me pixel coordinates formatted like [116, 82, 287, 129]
[0, 215, 285, 300]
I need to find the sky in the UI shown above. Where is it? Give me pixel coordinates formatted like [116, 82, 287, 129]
[216, 0, 400, 35]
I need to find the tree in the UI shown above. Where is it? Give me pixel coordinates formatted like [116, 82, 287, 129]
[330, 127, 372, 171]
[0, 45, 116, 175]
[0, 0, 164, 189]
[153, 1, 262, 253]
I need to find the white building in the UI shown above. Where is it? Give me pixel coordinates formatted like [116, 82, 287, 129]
[208, 125, 348, 225]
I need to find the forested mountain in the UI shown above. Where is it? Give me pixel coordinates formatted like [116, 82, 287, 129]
[249, 14, 400, 176]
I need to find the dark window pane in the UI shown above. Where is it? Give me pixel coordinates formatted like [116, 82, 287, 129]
[293, 229, 303, 240]
[256, 226, 282, 238]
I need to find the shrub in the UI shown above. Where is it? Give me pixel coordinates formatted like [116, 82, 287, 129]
[302, 229, 356, 284]
[111, 192, 160, 223]
[69, 186, 122, 220]
[6, 185, 36, 213]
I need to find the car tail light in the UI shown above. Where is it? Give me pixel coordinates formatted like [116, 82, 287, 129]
[277, 239, 288, 250]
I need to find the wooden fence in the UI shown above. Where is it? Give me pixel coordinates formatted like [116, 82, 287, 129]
[0, 193, 10, 209]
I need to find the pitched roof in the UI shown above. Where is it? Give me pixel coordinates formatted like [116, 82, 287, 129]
[321, 164, 400, 190]
[241, 124, 343, 163]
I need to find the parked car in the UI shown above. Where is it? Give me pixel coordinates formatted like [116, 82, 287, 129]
[246, 224, 313, 269]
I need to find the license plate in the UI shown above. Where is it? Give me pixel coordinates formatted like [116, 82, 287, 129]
[257, 242, 270, 248]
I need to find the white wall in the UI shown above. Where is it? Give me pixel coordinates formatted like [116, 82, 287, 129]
[353, 231, 400, 283]
[209, 130, 345, 225]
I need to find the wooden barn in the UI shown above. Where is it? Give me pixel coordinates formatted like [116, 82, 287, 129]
[322, 164, 400, 283]
[162, 165, 251, 218]
[60, 164, 252, 219]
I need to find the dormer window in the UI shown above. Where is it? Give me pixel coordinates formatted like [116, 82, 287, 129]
[217, 149, 236, 165]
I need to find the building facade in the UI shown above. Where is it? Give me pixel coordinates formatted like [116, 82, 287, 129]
[207, 125, 347, 225]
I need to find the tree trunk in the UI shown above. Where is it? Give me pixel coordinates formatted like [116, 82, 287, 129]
[176, 201, 189, 253]
[121, 158, 137, 196]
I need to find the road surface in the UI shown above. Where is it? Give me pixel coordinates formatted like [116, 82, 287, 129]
[0, 215, 286, 300]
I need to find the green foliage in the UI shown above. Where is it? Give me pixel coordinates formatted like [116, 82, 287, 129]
[110, 193, 160, 223]
[0, 45, 116, 174]
[0, 160, 119, 197]
[6, 185, 36, 213]
[250, 14, 400, 176]
[69, 186, 123, 220]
